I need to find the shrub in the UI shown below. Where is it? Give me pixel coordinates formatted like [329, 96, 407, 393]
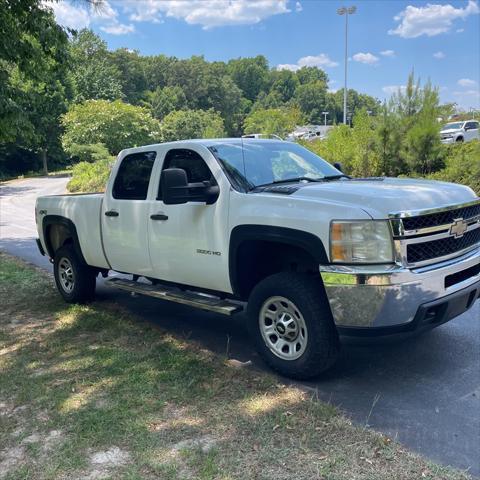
[67, 157, 113, 193]
[62, 100, 162, 155]
[161, 109, 225, 142]
[66, 143, 111, 163]
[429, 141, 480, 194]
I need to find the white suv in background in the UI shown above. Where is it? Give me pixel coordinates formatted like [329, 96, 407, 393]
[440, 120, 479, 144]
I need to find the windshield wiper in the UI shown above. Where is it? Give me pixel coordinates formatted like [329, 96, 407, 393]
[322, 174, 351, 180]
[253, 177, 322, 189]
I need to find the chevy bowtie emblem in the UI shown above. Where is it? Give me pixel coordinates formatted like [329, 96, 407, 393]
[449, 218, 468, 238]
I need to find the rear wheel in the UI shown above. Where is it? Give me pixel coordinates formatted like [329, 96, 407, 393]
[54, 245, 96, 303]
[247, 272, 340, 379]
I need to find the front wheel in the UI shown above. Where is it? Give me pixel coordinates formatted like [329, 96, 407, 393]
[247, 272, 340, 379]
[54, 245, 96, 303]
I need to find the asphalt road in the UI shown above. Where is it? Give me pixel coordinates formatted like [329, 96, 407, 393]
[1, 177, 479, 475]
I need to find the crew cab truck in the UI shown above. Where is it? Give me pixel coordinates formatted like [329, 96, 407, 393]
[35, 139, 480, 379]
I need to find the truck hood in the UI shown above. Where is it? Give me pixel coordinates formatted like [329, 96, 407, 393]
[440, 128, 462, 134]
[291, 177, 477, 219]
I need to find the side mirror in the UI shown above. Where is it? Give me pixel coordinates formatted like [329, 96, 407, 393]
[333, 162, 343, 173]
[161, 168, 189, 205]
[160, 168, 220, 205]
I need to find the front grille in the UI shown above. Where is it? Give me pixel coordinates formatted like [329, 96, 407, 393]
[407, 228, 480, 263]
[402, 203, 480, 231]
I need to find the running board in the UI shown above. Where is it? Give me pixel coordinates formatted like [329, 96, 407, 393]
[106, 277, 243, 316]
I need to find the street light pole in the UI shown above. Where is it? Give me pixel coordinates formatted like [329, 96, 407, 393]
[337, 6, 356, 125]
[322, 111, 329, 126]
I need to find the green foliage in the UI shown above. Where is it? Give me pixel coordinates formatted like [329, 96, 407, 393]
[429, 141, 480, 194]
[66, 143, 111, 163]
[62, 100, 162, 155]
[160, 109, 226, 142]
[295, 81, 328, 124]
[227, 56, 269, 101]
[244, 107, 304, 138]
[67, 157, 114, 193]
[148, 86, 187, 120]
[69, 29, 123, 103]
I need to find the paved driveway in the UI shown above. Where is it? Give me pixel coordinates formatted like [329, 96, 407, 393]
[1, 177, 479, 475]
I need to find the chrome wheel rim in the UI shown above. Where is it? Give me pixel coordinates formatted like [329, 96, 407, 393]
[58, 257, 75, 293]
[259, 296, 308, 361]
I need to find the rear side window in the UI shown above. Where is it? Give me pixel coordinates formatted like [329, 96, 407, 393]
[113, 151, 156, 200]
[158, 149, 216, 199]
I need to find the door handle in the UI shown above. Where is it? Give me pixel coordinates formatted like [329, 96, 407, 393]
[150, 213, 168, 221]
[105, 210, 119, 217]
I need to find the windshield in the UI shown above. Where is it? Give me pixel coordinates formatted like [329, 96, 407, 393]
[441, 122, 464, 131]
[208, 141, 342, 190]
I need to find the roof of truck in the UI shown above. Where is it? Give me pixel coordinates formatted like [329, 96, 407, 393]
[119, 138, 287, 156]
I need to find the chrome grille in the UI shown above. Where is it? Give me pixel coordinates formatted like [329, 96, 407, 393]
[402, 204, 480, 231]
[407, 229, 480, 264]
[390, 200, 480, 267]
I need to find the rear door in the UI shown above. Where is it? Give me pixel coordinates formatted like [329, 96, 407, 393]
[465, 121, 479, 141]
[102, 151, 157, 275]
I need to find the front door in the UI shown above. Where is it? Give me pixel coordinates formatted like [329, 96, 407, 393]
[102, 151, 157, 276]
[147, 146, 231, 292]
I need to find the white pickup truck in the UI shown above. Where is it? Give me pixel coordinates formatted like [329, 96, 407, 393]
[35, 139, 480, 379]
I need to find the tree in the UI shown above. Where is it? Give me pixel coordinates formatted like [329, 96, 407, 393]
[269, 69, 299, 103]
[243, 108, 303, 137]
[110, 48, 148, 104]
[227, 56, 269, 102]
[148, 86, 187, 121]
[0, 0, 70, 144]
[69, 29, 123, 103]
[160, 109, 225, 142]
[296, 66, 328, 86]
[295, 81, 328, 124]
[62, 100, 162, 155]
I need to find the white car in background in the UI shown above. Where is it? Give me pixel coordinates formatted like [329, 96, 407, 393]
[440, 120, 479, 144]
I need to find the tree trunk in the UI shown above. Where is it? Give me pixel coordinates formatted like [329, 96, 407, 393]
[40, 149, 48, 176]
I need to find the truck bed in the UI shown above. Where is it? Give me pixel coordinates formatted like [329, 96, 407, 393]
[36, 193, 110, 269]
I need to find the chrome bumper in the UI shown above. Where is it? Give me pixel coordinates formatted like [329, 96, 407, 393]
[320, 247, 480, 329]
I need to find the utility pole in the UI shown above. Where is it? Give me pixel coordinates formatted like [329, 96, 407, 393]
[322, 111, 329, 126]
[337, 6, 356, 124]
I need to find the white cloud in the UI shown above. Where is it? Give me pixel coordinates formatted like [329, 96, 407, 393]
[380, 49, 395, 57]
[44, 0, 135, 34]
[123, 0, 291, 29]
[352, 52, 379, 65]
[295, 2, 303, 12]
[44, 1, 91, 29]
[456, 27, 465, 32]
[389, 0, 479, 38]
[433, 51, 445, 59]
[382, 85, 407, 94]
[100, 23, 135, 35]
[458, 78, 477, 87]
[278, 53, 338, 71]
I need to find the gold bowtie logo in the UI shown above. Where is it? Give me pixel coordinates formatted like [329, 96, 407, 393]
[449, 218, 468, 238]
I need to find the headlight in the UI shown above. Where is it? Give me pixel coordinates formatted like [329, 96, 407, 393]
[330, 221, 394, 264]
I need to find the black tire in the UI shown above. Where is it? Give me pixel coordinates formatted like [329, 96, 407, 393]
[53, 244, 96, 303]
[456, 136, 464, 142]
[247, 272, 340, 380]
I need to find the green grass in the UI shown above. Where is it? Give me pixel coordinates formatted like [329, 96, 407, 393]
[0, 253, 472, 480]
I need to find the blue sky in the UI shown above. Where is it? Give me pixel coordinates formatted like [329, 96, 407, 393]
[49, 0, 480, 109]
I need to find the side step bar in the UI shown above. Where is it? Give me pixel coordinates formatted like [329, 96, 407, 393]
[106, 277, 243, 316]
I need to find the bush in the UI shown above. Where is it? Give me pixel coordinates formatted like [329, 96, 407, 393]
[161, 109, 225, 142]
[62, 100, 162, 155]
[66, 143, 111, 163]
[67, 157, 113, 193]
[429, 141, 480, 194]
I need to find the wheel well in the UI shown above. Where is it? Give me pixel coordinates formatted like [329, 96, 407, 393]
[46, 223, 73, 255]
[234, 240, 318, 299]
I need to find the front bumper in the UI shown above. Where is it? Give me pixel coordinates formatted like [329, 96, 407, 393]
[440, 137, 455, 144]
[320, 247, 480, 332]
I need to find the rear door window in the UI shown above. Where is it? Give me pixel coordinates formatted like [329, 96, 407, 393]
[113, 152, 156, 200]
